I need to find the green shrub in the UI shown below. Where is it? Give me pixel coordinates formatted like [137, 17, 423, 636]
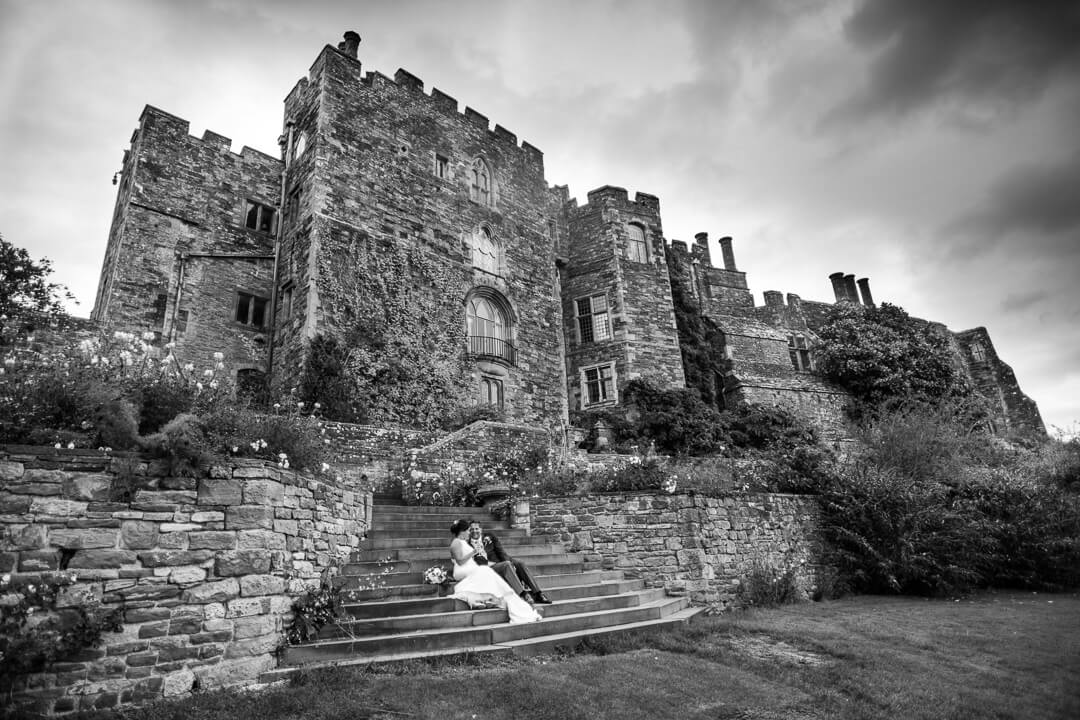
[621, 379, 728, 456]
[736, 556, 804, 608]
[588, 457, 668, 493]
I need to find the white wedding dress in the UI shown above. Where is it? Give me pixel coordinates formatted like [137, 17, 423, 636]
[449, 538, 541, 623]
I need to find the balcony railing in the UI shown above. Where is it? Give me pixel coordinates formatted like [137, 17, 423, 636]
[467, 335, 516, 365]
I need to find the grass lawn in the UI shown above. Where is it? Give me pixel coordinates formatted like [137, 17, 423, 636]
[93, 590, 1080, 720]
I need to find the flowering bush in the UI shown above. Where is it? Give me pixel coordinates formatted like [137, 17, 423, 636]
[286, 567, 344, 645]
[0, 572, 123, 678]
[736, 556, 805, 608]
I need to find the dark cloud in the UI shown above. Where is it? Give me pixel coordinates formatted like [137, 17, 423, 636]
[948, 150, 1080, 252]
[1000, 290, 1049, 315]
[825, 0, 1080, 128]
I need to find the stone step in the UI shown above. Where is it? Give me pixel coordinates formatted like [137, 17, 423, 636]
[280, 595, 688, 665]
[259, 605, 705, 685]
[344, 547, 568, 574]
[336, 560, 585, 590]
[342, 570, 623, 602]
[351, 541, 562, 562]
[371, 519, 514, 532]
[372, 506, 500, 518]
[362, 531, 538, 549]
[340, 579, 646, 620]
[316, 590, 666, 640]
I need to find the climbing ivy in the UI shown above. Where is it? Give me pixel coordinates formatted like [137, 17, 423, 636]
[665, 249, 730, 407]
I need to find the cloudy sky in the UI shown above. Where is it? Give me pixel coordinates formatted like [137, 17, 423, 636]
[2, 0, 1078, 435]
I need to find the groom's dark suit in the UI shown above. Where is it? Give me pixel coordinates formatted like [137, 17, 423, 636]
[476, 530, 552, 604]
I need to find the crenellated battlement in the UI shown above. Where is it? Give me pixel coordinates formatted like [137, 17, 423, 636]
[136, 105, 281, 164]
[574, 185, 661, 214]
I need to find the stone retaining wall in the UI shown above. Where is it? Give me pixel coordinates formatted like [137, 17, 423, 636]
[531, 492, 824, 606]
[0, 446, 371, 716]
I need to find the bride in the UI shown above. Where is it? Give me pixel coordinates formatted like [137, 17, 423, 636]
[448, 519, 541, 624]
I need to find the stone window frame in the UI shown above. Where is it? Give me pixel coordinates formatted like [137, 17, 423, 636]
[788, 334, 812, 372]
[469, 157, 494, 207]
[624, 222, 649, 263]
[970, 342, 987, 362]
[234, 291, 269, 330]
[575, 293, 612, 344]
[243, 199, 277, 235]
[479, 375, 504, 409]
[465, 286, 516, 366]
[581, 361, 617, 408]
[433, 152, 450, 180]
[292, 132, 308, 160]
[468, 224, 503, 276]
[285, 186, 303, 228]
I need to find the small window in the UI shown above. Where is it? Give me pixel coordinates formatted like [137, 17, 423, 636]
[280, 284, 294, 321]
[576, 294, 611, 343]
[286, 187, 302, 227]
[292, 132, 307, 159]
[480, 376, 504, 409]
[235, 292, 268, 328]
[434, 153, 449, 179]
[625, 224, 648, 263]
[244, 201, 277, 234]
[582, 363, 616, 407]
[970, 342, 987, 362]
[788, 334, 811, 371]
[469, 157, 492, 206]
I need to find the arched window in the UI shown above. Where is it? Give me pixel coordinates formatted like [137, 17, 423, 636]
[470, 226, 500, 275]
[625, 223, 648, 263]
[465, 290, 515, 365]
[469, 158, 492, 206]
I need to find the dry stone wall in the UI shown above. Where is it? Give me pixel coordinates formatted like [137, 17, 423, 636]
[0, 446, 370, 716]
[531, 492, 823, 606]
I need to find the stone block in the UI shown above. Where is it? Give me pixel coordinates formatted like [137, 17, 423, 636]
[239, 574, 286, 596]
[232, 614, 276, 640]
[11, 524, 47, 550]
[272, 519, 298, 535]
[190, 511, 225, 523]
[0, 552, 16, 572]
[188, 531, 237, 550]
[138, 621, 169, 639]
[125, 607, 171, 623]
[119, 520, 158, 550]
[69, 549, 138, 568]
[160, 523, 201, 532]
[0, 495, 32, 514]
[19, 550, 60, 571]
[236, 529, 286, 550]
[215, 550, 271, 576]
[63, 473, 113, 501]
[231, 467, 269, 479]
[137, 549, 212, 567]
[116, 583, 182, 602]
[243, 479, 284, 505]
[49, 526, 119, 548]
[0, 460, 24, 480]
[226, 597, 269, 618]
[161, 668, 195, 696]
[30, 497, 88, 516]
[223, 633, 279, 658]
[198, 478, 242, 506]
[5, 482, 62, 496]
[181, 578, 240, 604]
[226, 505, 274, 530]
[194, 656, 274, 691]
[169, 565, 208, 584]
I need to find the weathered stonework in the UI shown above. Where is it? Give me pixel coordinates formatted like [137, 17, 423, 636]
[0, 447, 370, 716]
[89, 31, 1043, 441]
[531, 492, 824, 606]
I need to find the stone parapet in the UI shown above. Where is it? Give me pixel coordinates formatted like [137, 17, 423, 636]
[0, 446, 371, 716]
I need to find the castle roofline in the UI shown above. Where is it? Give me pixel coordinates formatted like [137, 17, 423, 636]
[137, 104, 281, 164]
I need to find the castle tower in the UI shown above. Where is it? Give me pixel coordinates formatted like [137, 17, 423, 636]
[559, 185, 685, 413]
[273, 33, 567, 427]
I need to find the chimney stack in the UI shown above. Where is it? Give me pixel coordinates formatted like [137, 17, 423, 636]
[718, 236, 737, 271]
[786, 293, 801, 309]
[843, 274, 859, 304]
[857, 278, 875, 307]
[692, 232, 712, 266]
[338, 31, 361, 59]
[763, 290, 784, 308]
[829, 272, 848, 303]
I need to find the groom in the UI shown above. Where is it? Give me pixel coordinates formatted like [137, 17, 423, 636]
[469, 521, 553, 604]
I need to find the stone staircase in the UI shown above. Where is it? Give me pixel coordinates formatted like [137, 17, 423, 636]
[262, 498, 701, 679]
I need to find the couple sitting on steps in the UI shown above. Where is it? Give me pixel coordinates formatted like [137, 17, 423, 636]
[448, 518, 553, 624]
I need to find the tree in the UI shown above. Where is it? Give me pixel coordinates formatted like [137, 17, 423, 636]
[0, 234, 75, 323]
[815, 302, 971, 410]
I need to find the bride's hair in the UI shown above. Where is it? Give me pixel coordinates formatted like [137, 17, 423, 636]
[449, 519, 470, 536]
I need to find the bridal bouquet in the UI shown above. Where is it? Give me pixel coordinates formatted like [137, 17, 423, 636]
[423, 566, 450, 585]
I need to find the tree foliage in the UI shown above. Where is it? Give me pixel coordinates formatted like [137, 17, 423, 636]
[815, 302, 970, 409]
[0, 234, 75, 324]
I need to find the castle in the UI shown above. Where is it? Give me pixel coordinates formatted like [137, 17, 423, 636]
[91, 32, 1044, 440]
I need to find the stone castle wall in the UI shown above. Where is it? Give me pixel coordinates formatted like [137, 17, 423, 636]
[531, 492, 823, 606]
[0, 446, 370, 716]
